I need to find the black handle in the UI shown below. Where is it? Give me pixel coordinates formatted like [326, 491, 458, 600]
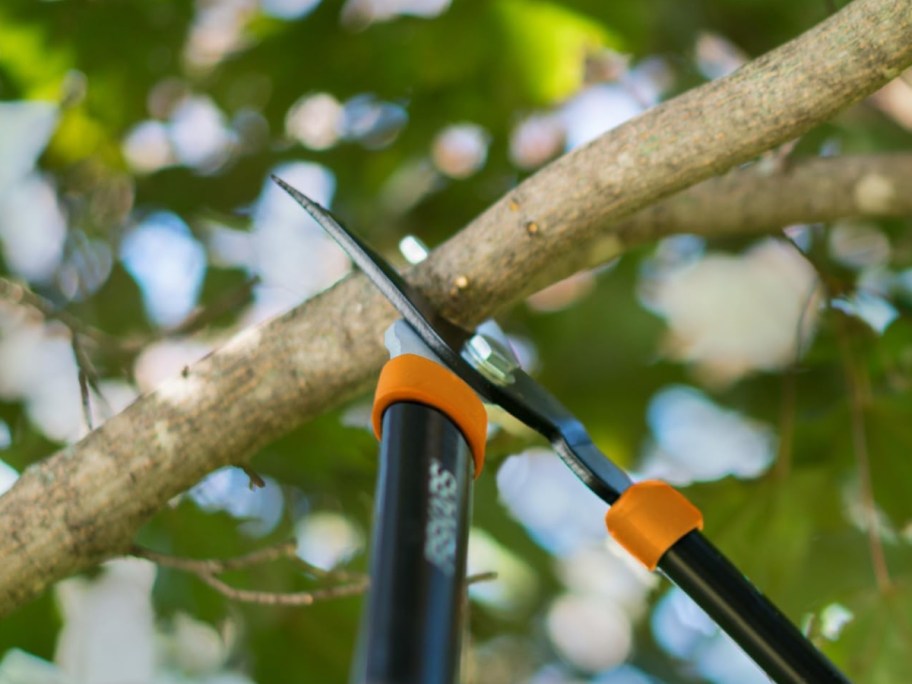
[659, 531, 850, 683]
[351, 401, 474, 684]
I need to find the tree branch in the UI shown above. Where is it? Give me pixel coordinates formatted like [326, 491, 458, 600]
[188, 573, 369, 607]
[1, 0, 911, 617]
[129, 543, 494, 608]
[130, 541, 369, 606]
[0, 279, 124, 355]
[131, 540, 314, 576]
[563, 153, 912, 283]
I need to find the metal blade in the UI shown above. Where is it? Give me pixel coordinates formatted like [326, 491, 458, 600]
[272, 176, 473, 366]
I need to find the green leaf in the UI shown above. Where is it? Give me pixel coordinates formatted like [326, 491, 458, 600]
[686, 470, 870, 615]
[491, 0, 621, 104]
[823, 579, 912, 683]
[865, 397, 912, 530]
[0, 11, 71, 100]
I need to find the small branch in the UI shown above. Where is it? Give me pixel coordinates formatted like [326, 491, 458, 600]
[70, 333, 113, 432]
[773, 238, 824, 480]
[194, 572, 368, 607]
[132, 542, 495, 608]
[0, 281, 113, 432]
[467, 571, 498, 585]
[75, 347, 94, 432]
[131, 542, 292, 574]
[166, 276, 260, 338]
[774, 370, 798, 480]
[131, 541, 369, 607]
[0, 273, 257, 444]
[782, 237, 893, 591]
[0, 278, 123, 354]
[239, 465, 266, 490]
[832, 312, 893, 593]
[131, 540, 345, 579]
[0, 275, 259, 360]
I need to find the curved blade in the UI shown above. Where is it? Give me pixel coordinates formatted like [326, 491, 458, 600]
[272, 175, 472, 368]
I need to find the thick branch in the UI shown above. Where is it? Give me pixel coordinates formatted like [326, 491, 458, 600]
[1, 0, 911, 617]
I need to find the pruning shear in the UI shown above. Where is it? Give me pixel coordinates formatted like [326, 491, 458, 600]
[273, 177, 848, 684]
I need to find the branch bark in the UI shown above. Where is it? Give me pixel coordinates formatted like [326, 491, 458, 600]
[573, 153, 912, 277]
[1, 0, 911, 617]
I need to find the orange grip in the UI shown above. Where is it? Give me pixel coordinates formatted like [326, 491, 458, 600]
[605, 480, 703, 571]
[372, 354, 487, 478]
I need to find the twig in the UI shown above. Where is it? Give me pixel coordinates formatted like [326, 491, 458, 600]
[832, 312, 893, 593]
[132, 541, 293, 574]
[2, 279, 117, 435]
[757, 138, 801, 175]
[131, 540, 369, 607]
[774, 370, 797, 480]
[0, 275, 259, 360]
[77, 369, 93, 430]
[195, 572, 368, 607]
[773, 235, 824, 480]
[133, 543, 495, 608]
[75, 346, 94, 432]
[239, 465, 265, 490]
[467, 571, 498, 584]
[781, 236, 893, 591]
[0, 278, 123, 354]
[132, 540, 339, 578]
[70, 333, 113, 431]
[166, 276, 260, 338]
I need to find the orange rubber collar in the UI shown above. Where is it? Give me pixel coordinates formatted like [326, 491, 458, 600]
[605, 480, 703, 570]
[372, 354, 487, 478]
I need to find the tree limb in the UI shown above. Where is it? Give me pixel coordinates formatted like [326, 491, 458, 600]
[572, 153, 912, 278]
[1, 0, 911, 617]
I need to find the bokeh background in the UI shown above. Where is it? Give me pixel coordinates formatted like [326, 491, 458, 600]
[0, 0, 911, 682]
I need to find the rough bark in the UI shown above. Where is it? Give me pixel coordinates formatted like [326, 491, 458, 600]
[1, 0, 911, 617]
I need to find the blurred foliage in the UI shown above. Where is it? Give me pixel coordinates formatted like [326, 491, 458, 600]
[1, 0, 911, 683]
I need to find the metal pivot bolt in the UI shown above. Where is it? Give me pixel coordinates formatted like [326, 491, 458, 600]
[464, 333, 518, 385]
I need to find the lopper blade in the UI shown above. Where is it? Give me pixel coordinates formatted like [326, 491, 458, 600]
[272, 175, 475, 371]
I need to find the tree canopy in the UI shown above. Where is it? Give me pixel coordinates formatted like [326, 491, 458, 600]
[0, 0, 911, 682]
